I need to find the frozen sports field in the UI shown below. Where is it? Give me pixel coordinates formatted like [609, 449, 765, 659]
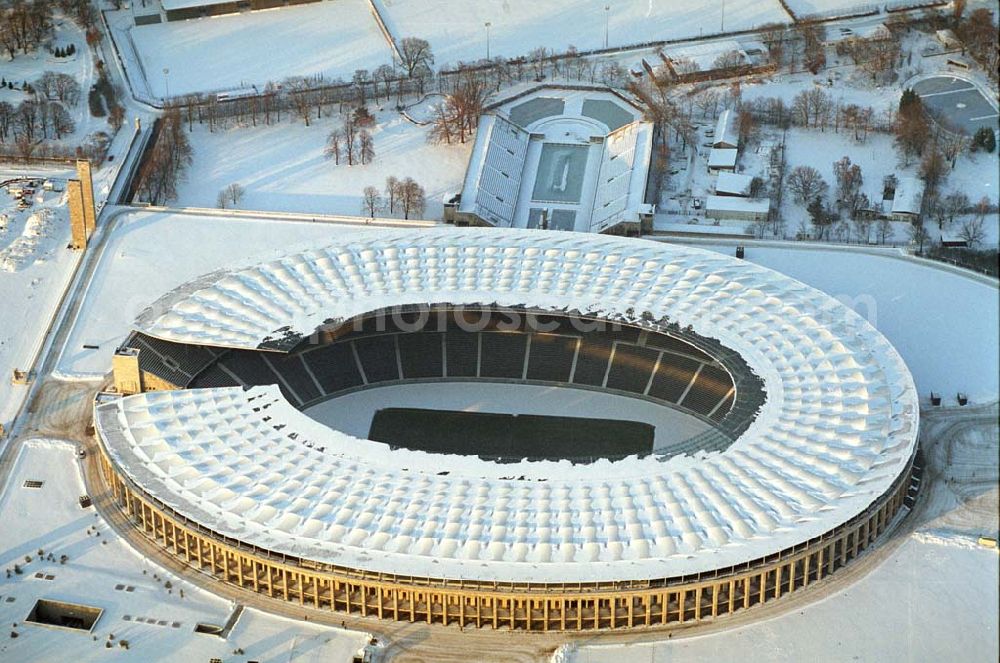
[117, 0, 792, 98]
[374, 0, 788, 64]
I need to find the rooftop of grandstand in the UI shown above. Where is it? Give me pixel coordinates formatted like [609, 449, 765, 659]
[105, 228, 918, 584]
[458, 85, 653, 233]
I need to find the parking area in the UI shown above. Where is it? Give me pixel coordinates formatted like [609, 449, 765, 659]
[911, 76, 999, 135]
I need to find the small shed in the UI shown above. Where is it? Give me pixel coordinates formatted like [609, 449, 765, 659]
[890, 177, 925, 219]
[715, 172, 754, 197]
[705, 195, 770, 222]
[708, 148, 738, 173]
[713, 110, 739, 149]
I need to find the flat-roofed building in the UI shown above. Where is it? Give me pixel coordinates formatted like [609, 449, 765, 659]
[705, 195, 770, 222]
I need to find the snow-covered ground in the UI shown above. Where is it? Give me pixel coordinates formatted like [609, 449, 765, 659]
[691, 241, 999, 403]
[0, 439, 370, 662]
[1, 14, 112, 153]
[376, 0, 790, 67]
[173, 108, 470, 218]
[117, 0, 395, 99]
[570, 537, 997, 662]
[784, 0, 917, 19]
[0, 175, 81, 431]
[661, 64, 1000, 242]
[57, 211, 355, 377]
[304, 382, 710, 448]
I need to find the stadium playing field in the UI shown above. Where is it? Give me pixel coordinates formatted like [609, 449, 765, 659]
[369, 407, 654, 462]
[531, 144, 590, 203]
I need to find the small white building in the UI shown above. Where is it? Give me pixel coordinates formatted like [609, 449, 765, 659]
[890, 177, 925, 220]
[935, 29, 962, 50]
[713, 110, 739, 149]
[708, 148, 738, 173]
[715, 172, 754, 197]
[705, 195, 769, 222]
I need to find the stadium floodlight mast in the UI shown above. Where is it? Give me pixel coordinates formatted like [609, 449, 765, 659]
[604, 5, 610, 49]
[485, 21, 492, 60]
[162, 67, 170, 100]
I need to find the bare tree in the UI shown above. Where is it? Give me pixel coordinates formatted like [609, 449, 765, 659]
[940, 190, 970, 228]
[959, 217, 985, 247]
[135, 108, 192, 204]
[342, 116, 358, 165]
[787, 166, 828, 205]
[919, 145, 947, 194]
[529, 47, 549, 80]
[284, 77, 314, 126]
[0, 101, 13, 143]
[324, 128, 342, 165]
[359, 129, 374, 164]
[219, 182, 245, 207]
[47, 101, 74, 138]
[852, 216, 873, 244]
[427, 69, 488, 144]
[907, 220, 930, 253]
[832, 156, 864, 216]
[712, 50, 744, 73]
[35, 71, 81, 106]
[759, 23, 787, 67]
[400, 37, 434, 78]
[399, 177, 426, 219]
[385, 176, 401, 214]
[361, 185, 383, 218]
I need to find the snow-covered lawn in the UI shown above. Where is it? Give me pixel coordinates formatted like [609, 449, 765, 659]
[57, 211, 360, 377]
[570, 535, 998, 663]
[0, 177, 80, 431]
[174, 109, 470, 218]
[691, 241, 999, 403]
[376, 0, 790, 67]
[124, 0, 395, 98]
[0, 439, 369, 662]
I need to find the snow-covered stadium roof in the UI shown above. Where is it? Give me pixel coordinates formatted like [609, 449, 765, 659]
[108, 228, 918, 583]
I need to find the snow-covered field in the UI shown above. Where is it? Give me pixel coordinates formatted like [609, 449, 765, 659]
[0, 176, 80, 431]
[122, 0, 395, 98]
[570, 537, 998, 662]
[174, 108, 470, 218]
[693, 241, 1000, 403]
[783, 0, 915, 19]
[0, 439, 369, 662]
[113, 0, 791, 97]
[304, 382, 710, 448]
[57, 211, 354, 376]
[376, 0, 790, 66]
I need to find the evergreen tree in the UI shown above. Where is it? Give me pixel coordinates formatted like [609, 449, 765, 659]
[898, 88, 921, 116]
[972, 126, 996, 153]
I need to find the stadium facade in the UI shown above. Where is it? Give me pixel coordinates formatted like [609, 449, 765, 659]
[93, 228, 919, 630]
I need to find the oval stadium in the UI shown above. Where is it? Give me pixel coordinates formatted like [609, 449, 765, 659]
[91, 228, 920, 631]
